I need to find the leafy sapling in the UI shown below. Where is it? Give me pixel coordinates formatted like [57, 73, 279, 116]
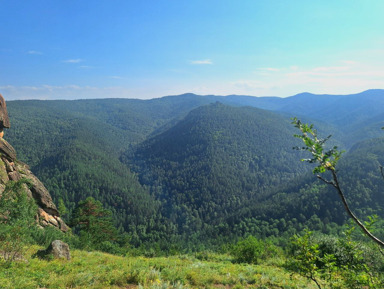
[292, 117, 343, 174]
[292, 117, 384, 248]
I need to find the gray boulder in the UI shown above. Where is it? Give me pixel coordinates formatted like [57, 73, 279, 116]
[40, 240, 71, 260]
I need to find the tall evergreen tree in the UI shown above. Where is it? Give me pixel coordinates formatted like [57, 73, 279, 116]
[71, 197, 119, 250]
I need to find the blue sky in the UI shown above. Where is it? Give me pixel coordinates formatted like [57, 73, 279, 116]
[1, 0, 384, 100]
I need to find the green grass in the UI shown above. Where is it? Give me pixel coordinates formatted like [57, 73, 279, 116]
[0, 246, 317, 289]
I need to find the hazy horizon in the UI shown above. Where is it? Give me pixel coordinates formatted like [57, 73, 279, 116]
[4, 89, 384, 103]
[1, 1, 384, 100]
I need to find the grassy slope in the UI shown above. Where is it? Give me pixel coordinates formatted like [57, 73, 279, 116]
[1, 246, 317, 289]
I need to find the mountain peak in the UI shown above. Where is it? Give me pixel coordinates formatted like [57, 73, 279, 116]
[356, 89, 384, 96]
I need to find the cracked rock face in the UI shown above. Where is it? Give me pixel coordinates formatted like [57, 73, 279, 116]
[0, 94, 10, 130]
[0, 93, 68, 232]
[0, 154, 69, 232]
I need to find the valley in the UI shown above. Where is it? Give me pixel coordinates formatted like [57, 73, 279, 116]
[5, 89, 384, 247]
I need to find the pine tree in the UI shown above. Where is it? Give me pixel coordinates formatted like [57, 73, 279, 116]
[70, 197, 119, 251]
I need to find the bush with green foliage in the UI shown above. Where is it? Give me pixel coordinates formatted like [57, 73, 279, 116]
[287, 229, 383, 289]
[0, 179, 37, 262]
[231, 235, 278, 264]
[0, 179, 79, 262]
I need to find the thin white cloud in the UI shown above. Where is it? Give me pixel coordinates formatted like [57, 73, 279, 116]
[190, 59, 213, 65]
[2, 52, 384, 101]
[62, 59, 83, 63]
[266, 67, 280, 72]
[0, 85, 133, 100]
[342, 60, 357, 65]
[27, 50, 43, 55]
[232, 80, 264, 90]
[312, 66, 348, 72]
[109, 76, 124, 79]
[289, 66, 299, 71]
[238, 59, 384, 96]
[186, 55, 384, 97]
[79, 65, 94, 69]
[257, 67, 280, 72]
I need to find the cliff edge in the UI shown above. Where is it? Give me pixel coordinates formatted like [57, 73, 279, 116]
[0, 93, 69, 232]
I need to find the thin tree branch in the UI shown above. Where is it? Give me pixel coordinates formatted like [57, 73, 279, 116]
[310, 275, 322, 289]
[316, 175, 336, 187]
[330, 169, 384, 248]
[292, 118, 384, 248]
[380, 165, 384, 181]
[377, 247, 384, 258]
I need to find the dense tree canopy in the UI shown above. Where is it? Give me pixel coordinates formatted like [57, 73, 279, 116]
[4, 92, 384, 248]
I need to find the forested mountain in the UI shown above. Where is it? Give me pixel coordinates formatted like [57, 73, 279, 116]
[4, 89, 384, 247]
[245, 135, 384, 238]
[6, 100, 173, 244]
[124, 103, 308, 240]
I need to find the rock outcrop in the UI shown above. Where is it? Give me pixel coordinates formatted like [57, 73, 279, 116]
[37, 240, 71, 260]
[0, 138, 17, 162]
[0, 94, 10, 128]
[0, 93, 69, 232]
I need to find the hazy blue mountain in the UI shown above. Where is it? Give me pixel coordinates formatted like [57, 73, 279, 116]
[155, 90, 384, 148]
[3, 89, 384, 245]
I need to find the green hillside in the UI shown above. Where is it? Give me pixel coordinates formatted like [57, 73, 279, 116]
[238, 135, 384, 240]
[3, 91, 384, 288]
[6, 100, 170, 244]
[125, 103, 310, 241]
[3, 91, 384, 248]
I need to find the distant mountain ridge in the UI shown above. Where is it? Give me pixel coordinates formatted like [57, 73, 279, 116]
[160, 89, 384, 147]
[3, 88, 384, 245]
[163, 89, 384, 122]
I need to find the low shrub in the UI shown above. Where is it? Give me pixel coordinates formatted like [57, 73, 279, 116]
[231, 236, 278, 264]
